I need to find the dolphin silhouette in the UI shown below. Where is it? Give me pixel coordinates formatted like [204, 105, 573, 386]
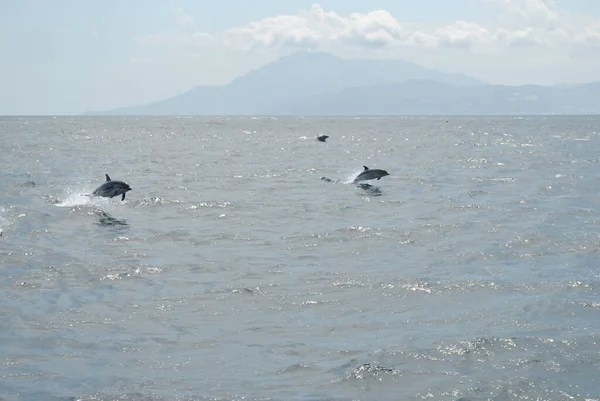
[353, 165, 390, 183]
[316, 135, 329, 142]
[92, 174, 132, 201]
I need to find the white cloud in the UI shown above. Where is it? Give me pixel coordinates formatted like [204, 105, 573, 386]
[132, 1, 600, 85]
[175, 7, 195, 30]
[224, 4, 430, 50]
[486, 0, 559, 29]
[435, 21, 491, 49]
[575, 23, 600, 46]
[137, 1, 600, 53]
[211, 2, 600, 53]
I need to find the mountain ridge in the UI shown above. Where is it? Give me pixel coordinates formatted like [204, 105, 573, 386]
[85, 52, 600, 116]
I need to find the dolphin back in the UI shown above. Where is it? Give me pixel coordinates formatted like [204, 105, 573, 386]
[353, 166, 389, 183]
[92, 174, 131, 201]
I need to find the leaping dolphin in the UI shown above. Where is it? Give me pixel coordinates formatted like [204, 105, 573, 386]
[92, 174, 132, 201]
[353, 165, 390, 183]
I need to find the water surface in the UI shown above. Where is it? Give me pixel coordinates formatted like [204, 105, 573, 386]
[1, 116, 599, 400]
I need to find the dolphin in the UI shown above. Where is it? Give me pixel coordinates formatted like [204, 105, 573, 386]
[91, 174, 132, 201]
[320, 176, 338, 183]
[353, 165, 390, 183]
[316, 135, 329, 142]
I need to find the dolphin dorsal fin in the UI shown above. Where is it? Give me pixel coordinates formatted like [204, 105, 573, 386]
[105, 174, 111, 181]
[363, 165, 369, 171]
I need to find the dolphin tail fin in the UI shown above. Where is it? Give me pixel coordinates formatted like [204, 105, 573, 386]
[121, 193, 126, 201]
[105, 174, 111, 181]
[363, 165, 369, 170]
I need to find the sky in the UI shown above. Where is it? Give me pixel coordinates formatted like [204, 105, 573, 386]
[1, 0, 600, 115]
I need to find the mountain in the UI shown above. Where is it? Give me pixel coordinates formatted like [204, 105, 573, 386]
[86, 52, 600, 116]
[86, 51, 484, 116]
[289, 81, 600, 115]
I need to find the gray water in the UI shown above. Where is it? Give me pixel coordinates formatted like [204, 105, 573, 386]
[1, 116, 600, 401]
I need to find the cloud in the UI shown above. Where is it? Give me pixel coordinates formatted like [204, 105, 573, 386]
[485, 0, 558, 29]
[175, 7, 195, 30]
[575, 22, 600, 47]
[131, 1, 600, 85]
[213, 2, 600, 53]
[224, 4, 433, 50]
[435, 21, 491, 48]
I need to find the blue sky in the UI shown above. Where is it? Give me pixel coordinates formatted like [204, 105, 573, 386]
[2, 0, 599, 115]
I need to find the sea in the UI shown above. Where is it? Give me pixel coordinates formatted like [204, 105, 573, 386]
[1, 115, 599, 401]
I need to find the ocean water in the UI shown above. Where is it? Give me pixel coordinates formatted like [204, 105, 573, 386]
[1, 115, 599, 401]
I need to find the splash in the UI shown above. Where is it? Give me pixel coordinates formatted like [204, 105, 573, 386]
[55, 187, 115, 208]
[55, 191, 94, 208]
[342, 167, 364, 184]
[0, 208, 9, 236]
[320, 166, 367, 185]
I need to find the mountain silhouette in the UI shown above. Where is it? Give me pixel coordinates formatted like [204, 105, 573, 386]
[86, 51, 600, 115]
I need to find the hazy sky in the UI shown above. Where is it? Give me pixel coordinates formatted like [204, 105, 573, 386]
[2, 0, 600, 115]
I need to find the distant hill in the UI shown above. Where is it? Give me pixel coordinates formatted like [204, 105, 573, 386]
[86, 52, 600, 116]
[289, 80, 600, 115]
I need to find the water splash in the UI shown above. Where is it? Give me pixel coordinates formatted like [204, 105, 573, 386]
[343, 167, 364, 184]
[0, 207, 10, 236]
[55, 187, 118, 208]
[55, 190, 94, 207]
